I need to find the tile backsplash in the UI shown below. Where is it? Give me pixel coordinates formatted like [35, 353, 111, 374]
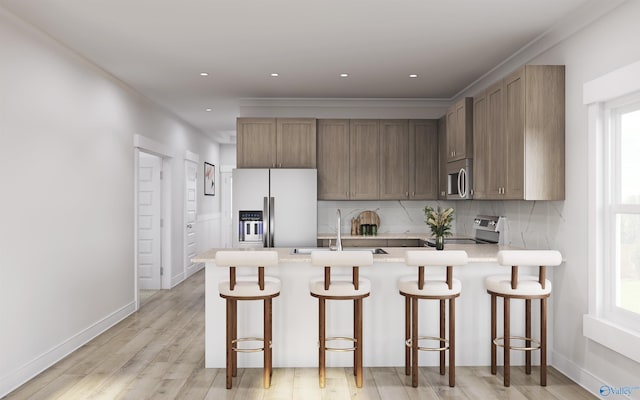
[318, 200, 566, 250]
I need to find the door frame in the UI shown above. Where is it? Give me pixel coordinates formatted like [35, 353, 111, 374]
[133, 134, 173, 310]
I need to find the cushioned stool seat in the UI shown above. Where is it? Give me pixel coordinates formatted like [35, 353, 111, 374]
[400, 250, 468, 388]
[310, 250, 373, 388]
[215, 250, 280, 390]
[486, 250, 562, 387]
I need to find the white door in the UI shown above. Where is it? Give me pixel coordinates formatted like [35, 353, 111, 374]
[184, 160, 198, 276]
[138, 152, 162, 290]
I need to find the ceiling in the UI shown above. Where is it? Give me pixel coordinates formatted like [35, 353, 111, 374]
[1, 0, 599, 143]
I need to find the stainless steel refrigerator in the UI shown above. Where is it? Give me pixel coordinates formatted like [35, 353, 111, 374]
[232, 168, 317, 248]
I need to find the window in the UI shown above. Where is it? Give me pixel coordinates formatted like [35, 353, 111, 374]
[583, 59, 640, 363]
[605, 99, 640, 329]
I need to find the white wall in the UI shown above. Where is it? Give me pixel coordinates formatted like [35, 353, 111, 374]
[0, 8, 221, 396]
[523, 0, 640, 393]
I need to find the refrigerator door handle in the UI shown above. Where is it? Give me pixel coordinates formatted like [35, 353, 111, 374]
[269, 197, 275, 247]
[263, 196, 269, 248]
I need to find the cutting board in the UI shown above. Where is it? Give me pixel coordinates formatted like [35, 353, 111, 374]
[357, 210, 380, 227]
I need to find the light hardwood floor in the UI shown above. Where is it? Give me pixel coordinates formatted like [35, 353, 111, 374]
[3, 269, 597, 400]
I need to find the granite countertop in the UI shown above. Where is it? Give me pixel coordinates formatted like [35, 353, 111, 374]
[192, 244, 520, 264]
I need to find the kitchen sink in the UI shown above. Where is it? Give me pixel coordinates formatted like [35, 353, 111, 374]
[291, 247, 388, 255]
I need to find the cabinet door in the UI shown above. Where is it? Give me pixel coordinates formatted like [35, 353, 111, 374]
[317, 119, 350, 200]
[379, 120, 409, 199]
[437, 116, 448, 199]
[349, 120, 379, 200]
[503, 68, 525, 199]
[236, 118, 277, 168]
[485, 81, 505, 198]
[454, 98, 473, 160]
[472, 90, 489, 199]
[276, 118, 317, 168]
[409, 120, 439, 199]
[446, 107, 457, 162]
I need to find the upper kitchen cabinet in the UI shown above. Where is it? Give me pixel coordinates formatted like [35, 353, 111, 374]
[409, 119, 439, 200]
[318, 118, 438, 201]
[317, 119, 350, 200]
[236, 117, 317, 168]
[473, 65, 565, 200]
[379, 120, 409, 199]
[473, 81, 505, 199]
[446, 97, 473, 162]
[349, 120, 380, 200]
[437, 116, 448, 199]
[236, 118, 277, 168]
[276, 118, 317, 168]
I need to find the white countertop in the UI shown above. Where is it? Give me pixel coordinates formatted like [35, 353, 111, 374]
[193, 243, 520, 264]
[317, 232, 432, 240]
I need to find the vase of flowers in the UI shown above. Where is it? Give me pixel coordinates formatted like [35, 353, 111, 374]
[424, 206, 454, 250]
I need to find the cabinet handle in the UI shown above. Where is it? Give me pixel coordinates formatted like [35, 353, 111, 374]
[406, 192, 409, 197]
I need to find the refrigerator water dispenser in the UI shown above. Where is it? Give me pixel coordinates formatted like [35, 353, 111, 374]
[238, 210, 263, 243]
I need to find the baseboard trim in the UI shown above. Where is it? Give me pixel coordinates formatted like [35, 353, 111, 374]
[186, 262, 204, 279]
[0, 301, 136, 398]
[170, 271, 186, 288]
[551, 350, 606, 399]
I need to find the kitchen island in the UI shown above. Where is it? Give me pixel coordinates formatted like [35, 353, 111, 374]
[193, 245, 551, 369]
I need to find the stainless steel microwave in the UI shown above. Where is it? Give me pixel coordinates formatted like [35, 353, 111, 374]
[446, 158, 473, 200]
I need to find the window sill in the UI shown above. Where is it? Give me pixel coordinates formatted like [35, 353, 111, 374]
[583, 314, 640, 363]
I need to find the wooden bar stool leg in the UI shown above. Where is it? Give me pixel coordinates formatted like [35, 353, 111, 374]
[490, 294, 497, 375]
[355, 298, 364, 388]
[226, 299, 233, 389]
[449, 297, 456, 387]
[411, 297, 419, 388]
[269, 298, 274, 379]
[319, 298, 326, 388]
[264, 298, 271, 389]
[525, 299, 532, 375]
[439, 299, 446, 375]
[354, 300, 358, 377]
[405, 296, 411, 376]
[504, 297, 510, 387]
[232, 299, 237, 378]
[541, 297, 548, 386]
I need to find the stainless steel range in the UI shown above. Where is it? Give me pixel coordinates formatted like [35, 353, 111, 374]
[426, 215, 504, 247]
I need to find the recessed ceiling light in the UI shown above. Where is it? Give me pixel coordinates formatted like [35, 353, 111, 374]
[409, 74, 418, 78]
[199, 72, 209, 76]
[340, 73, 349, 77]
[205, 108, 212, 112]
[270, 73, 279, 77]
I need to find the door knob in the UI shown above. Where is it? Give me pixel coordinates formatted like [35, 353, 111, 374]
[187, 224, 193, 228]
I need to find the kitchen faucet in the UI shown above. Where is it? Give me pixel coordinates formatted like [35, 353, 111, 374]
[336, 209, 343, 251]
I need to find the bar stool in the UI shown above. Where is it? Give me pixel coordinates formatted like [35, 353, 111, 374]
[399, 250, 468, 388]
[486, 250, 562, 387]
[309, 250, 374, 388]
[215, 250, 280, 389]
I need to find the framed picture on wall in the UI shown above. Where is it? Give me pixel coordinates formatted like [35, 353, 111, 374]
[204, 162, 215, 196]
